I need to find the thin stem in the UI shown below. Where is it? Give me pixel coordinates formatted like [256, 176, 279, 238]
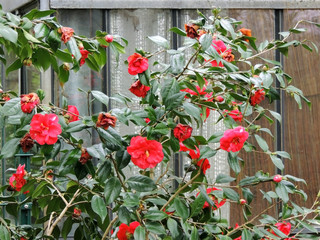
[101, 216, 118, 240]
[175, 46, 201, 80]
[111, 157, 127, 191]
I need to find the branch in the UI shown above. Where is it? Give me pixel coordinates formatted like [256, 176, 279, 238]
[101, 216, 118, 240]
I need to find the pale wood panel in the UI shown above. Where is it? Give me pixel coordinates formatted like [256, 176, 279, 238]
[283, 10, 320, 208]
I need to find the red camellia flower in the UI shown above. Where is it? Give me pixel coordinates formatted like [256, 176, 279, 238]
[145, 118, 151, 123]
[9, 164, 27, 192]
[20, 237, 27, 240]
[65, 105, 79, 122]
[117, 221, 140, 240]
[173, 123, 193, 142]
[127, 136, 164, 169]
[220, 126, 249, 152]
[60, 27, 74, 43]
[20, 92, 40, 113]
[129, 80, 150, 98]
[127, 53, 149, 75]
[189, 146, 211, 174]
[29, 113, 62, 145]
[2, 94, 10, 101]
[239, 28, 252, 42]
[264, 221, 296, 240]
[196, 187, 226, 209]
[179, 142, 191, 152]
[215, 96, 224, 102]
[96, 112, 117, 130]
[224, 109, 243, 122]
[250, 89, 266, 106]
[80, 49, 90, 66]
[209, 39, 232, 67]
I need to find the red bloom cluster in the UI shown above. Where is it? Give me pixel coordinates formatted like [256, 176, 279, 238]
[250, 89, 265, 106]
[20, 92, 40, 113]
[129, 80, 150, 98]
[224, 109, 243, 122]
[80, 49, 90, 66]
[72, 207, 81, 218]
[173, 123, 193, 142]
[117, 221, 140, 240]
[220, 126, 249, 152]
[64, 105, 79, 122]
[96, 112, 117, 130]
[209, 39, 233, 67]
[127, 136, 164, 169]
[127, 53, 149, 75]
[60, 27, 74, 43]
[29, 113, 62, 145]
[9, 164, 27, 192]
[196, 187, 226, 209]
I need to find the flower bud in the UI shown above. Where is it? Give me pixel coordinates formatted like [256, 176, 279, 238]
[78, 43, 84, 50]
[273, 174, 282, 183]
[23, 58, 32, 66]
[240, 199, 247, 205]
[262, 66, 268, 71]
[63, 62, 70, 71]
[105, 34, 113, 43]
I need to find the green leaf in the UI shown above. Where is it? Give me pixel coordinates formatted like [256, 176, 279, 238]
[91, 90, 109, 106]
[216, 173, 236, 184]
[118, 206, 131, 225]
[58, 64, 70, 84]
[220, 19, 236, 39]
[270, 155, 284, 170]
[22, 29, 41, 43]
[275, 183, 289, 203]
[145, 222, 166, 235]
[174, 197, 189, 220]
[138, 69, 150, 86]
[167, 218, 179, 238]
[24, 9, 55, 19]
[191, 227, 199, 240]
[0, 225, 10, 240]
[91, 195, 108, 222]
[170, 53, 185, 74]
[148, 35, 169, 49]
[86, 143, 105, 160]
[254, 134, 269, 152]
[275, 151, 291, 159]
[144, 210, 168, 221]
[269, 110, 281, 123]
[97, 160, 111, 183]
[169, 27, 187, 36]
[241, 229, 252, 240]
[5, 59, 22, 76]
[199, 34, 212, 51]
[190, 194, 206, 217]
[104, 177, 121, 204]
[66, 37, 81, 61]
[127, 175, 156, 192]
[0, 24, 18, 43]
[285, 175, 306, 185]
[97, 127, 123, 150]
[223, 188, 239, 201]
[297, 220, 318, 233]
[61, 216, 73, 240]
[183, 102, 201, 121]
[228, 152, 241, 174]
[289, 28, 307, 33]
[134, 226, 146, 240]
[229, 93, 248, 101]
[0, 138, 20, 158]
[1, 97, 20, 116]
[199, 146, 217, 159]
[55, 49, 73, 62]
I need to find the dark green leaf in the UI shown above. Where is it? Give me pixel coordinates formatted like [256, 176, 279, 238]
[167, 218, 179, 238]
[169, 27, 187, 36]
[0, 138, 20, 158]
[145, 222, 166, 235]
[91, 90, 109, 106]
[270, 155, 284, 171]
[127, 175, 156, 192]
[5, 59, 22, 76]
[228, 152, 241, 174]
[199, 146, 217, 159]
[191, 227, 199, 240]
[144, 210, 168, 221]
[275, 183, 289, 203]
[66, 37, 81, 61]
[91, 195, 108, 222]
[254, 134, 269, 152]
[97, 160, 111, 183]
[104, 177, 121, 204]
[241, 229, 252, 240]
[134, 226, 146, 240]
[223, 188, 239, 201]
[174, 197, 189, 220]
[216, 174, 235, 184]
[183, 102, 201, 121]
[190, 194, 206, 217]
[61, 216, 73, 240]
[148, 35, 169, 49]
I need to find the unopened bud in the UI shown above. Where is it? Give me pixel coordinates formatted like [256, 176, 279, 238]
[273, 174, 282, 183]
[78, 43, 84, 50]
[63, 63, 70, 71]
[23, 58, 32, 66]
[262, 66, 268, 71]
[240, 199, 247, 205]
[105, 34, 113, 43]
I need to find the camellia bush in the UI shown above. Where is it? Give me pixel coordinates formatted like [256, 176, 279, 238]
[0, 6, 320, 240]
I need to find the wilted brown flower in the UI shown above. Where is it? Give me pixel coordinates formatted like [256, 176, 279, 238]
[184, 23, 199, 39]
[20, 133, 34, 153]
[96, 112, 117, 130]
[79, 148, 92, 165]
[221, 51, 235, 62]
